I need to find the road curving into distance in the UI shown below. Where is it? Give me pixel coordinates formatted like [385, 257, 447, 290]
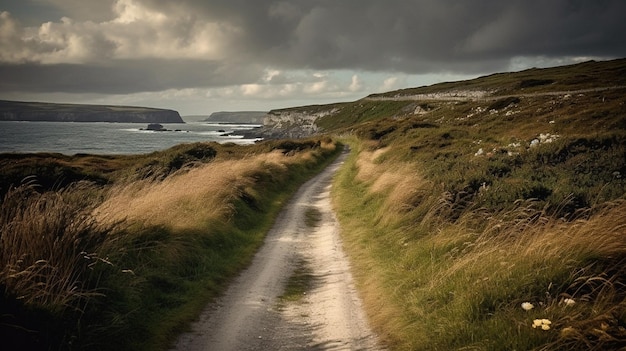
[171, 146, 385, 351]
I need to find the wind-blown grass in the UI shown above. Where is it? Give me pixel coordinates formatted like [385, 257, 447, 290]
[0, 182, 116, 349]
[0, 138, 341, 350]
[327, 74, 626, 349]
[333, 138, 626, 350]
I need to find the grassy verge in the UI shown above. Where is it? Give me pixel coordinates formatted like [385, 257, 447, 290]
[333, 137, 626, 350]
[0, 138, 342, 350]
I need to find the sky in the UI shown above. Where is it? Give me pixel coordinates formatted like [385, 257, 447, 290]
[1, 0, 625, 116]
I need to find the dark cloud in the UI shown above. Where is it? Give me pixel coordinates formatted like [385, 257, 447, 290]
[249, 0, 626, 72]
[1, 0, 625, 96]
[0, 60, 264, 94]
[133, 0, 626, 73]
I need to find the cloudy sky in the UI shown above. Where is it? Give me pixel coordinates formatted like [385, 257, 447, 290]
[1, 0, 625, 115]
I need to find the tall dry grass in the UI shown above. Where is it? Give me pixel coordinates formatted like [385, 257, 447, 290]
[421, 199, 626, 350]
[354, 146, 429, 226]
[95, 150, 300, 231]
[0, 182, 113, 312]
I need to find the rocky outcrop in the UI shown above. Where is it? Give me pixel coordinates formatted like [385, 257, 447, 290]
[146, 123, 167, 131]
[254, 107, 340, 139]
[0, 100, 184, 123]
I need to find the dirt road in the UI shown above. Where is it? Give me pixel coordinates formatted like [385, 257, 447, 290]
[171, 147, 384, 351]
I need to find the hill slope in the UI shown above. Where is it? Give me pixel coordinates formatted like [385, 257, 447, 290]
[321, 58, 626, 350]
[0, 100, 184, 123]
[256, 58, 626, 138]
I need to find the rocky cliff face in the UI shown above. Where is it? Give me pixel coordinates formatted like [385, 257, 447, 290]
[0, 100, 184, 123]
[256, 107, 340, 139]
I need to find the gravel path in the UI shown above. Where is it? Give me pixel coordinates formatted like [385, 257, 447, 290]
[171, 146, 384, 351]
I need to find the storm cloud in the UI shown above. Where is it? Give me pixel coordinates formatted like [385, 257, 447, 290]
[1, 0, 625, 113]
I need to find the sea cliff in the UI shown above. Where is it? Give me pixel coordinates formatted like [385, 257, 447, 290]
[0, 100, 184, 123]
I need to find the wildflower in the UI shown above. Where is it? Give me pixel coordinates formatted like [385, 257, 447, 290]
[562, 298, 575, 307]
[521, 302, 534, 311]
[532, 318, 552, 330]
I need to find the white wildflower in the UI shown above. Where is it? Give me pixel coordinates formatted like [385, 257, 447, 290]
[532, 318, 552, 330]
[521, 302, 534, 311]
[562, 298, 575, 307]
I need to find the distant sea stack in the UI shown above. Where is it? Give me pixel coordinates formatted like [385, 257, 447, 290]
[0, 100, 184, 123]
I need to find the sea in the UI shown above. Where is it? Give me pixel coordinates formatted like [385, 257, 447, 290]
[0, 120, 263, 155]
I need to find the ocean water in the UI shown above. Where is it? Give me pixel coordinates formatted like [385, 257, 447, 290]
[0, 121, 262, 155]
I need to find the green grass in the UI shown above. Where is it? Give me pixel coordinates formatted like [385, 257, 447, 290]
[278, 258, 315, 303]
[333, 138, 626, 350]
[369, 58, 626, 98]
[322, 60, 626, 350]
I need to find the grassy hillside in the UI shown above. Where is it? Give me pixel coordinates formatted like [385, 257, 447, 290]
[0, 138, 341, 350]
[369, 58, 626, 98]
[320, 59, 626, 350]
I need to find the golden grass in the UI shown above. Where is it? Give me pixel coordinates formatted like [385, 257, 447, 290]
[420, 200, 626, 349]
[355, 146, 429, 225]
[96, 150, 311, 231]
[333, 144, 418, 349]
[429, 200, 626, 285]
[0, 183, 112, 311]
